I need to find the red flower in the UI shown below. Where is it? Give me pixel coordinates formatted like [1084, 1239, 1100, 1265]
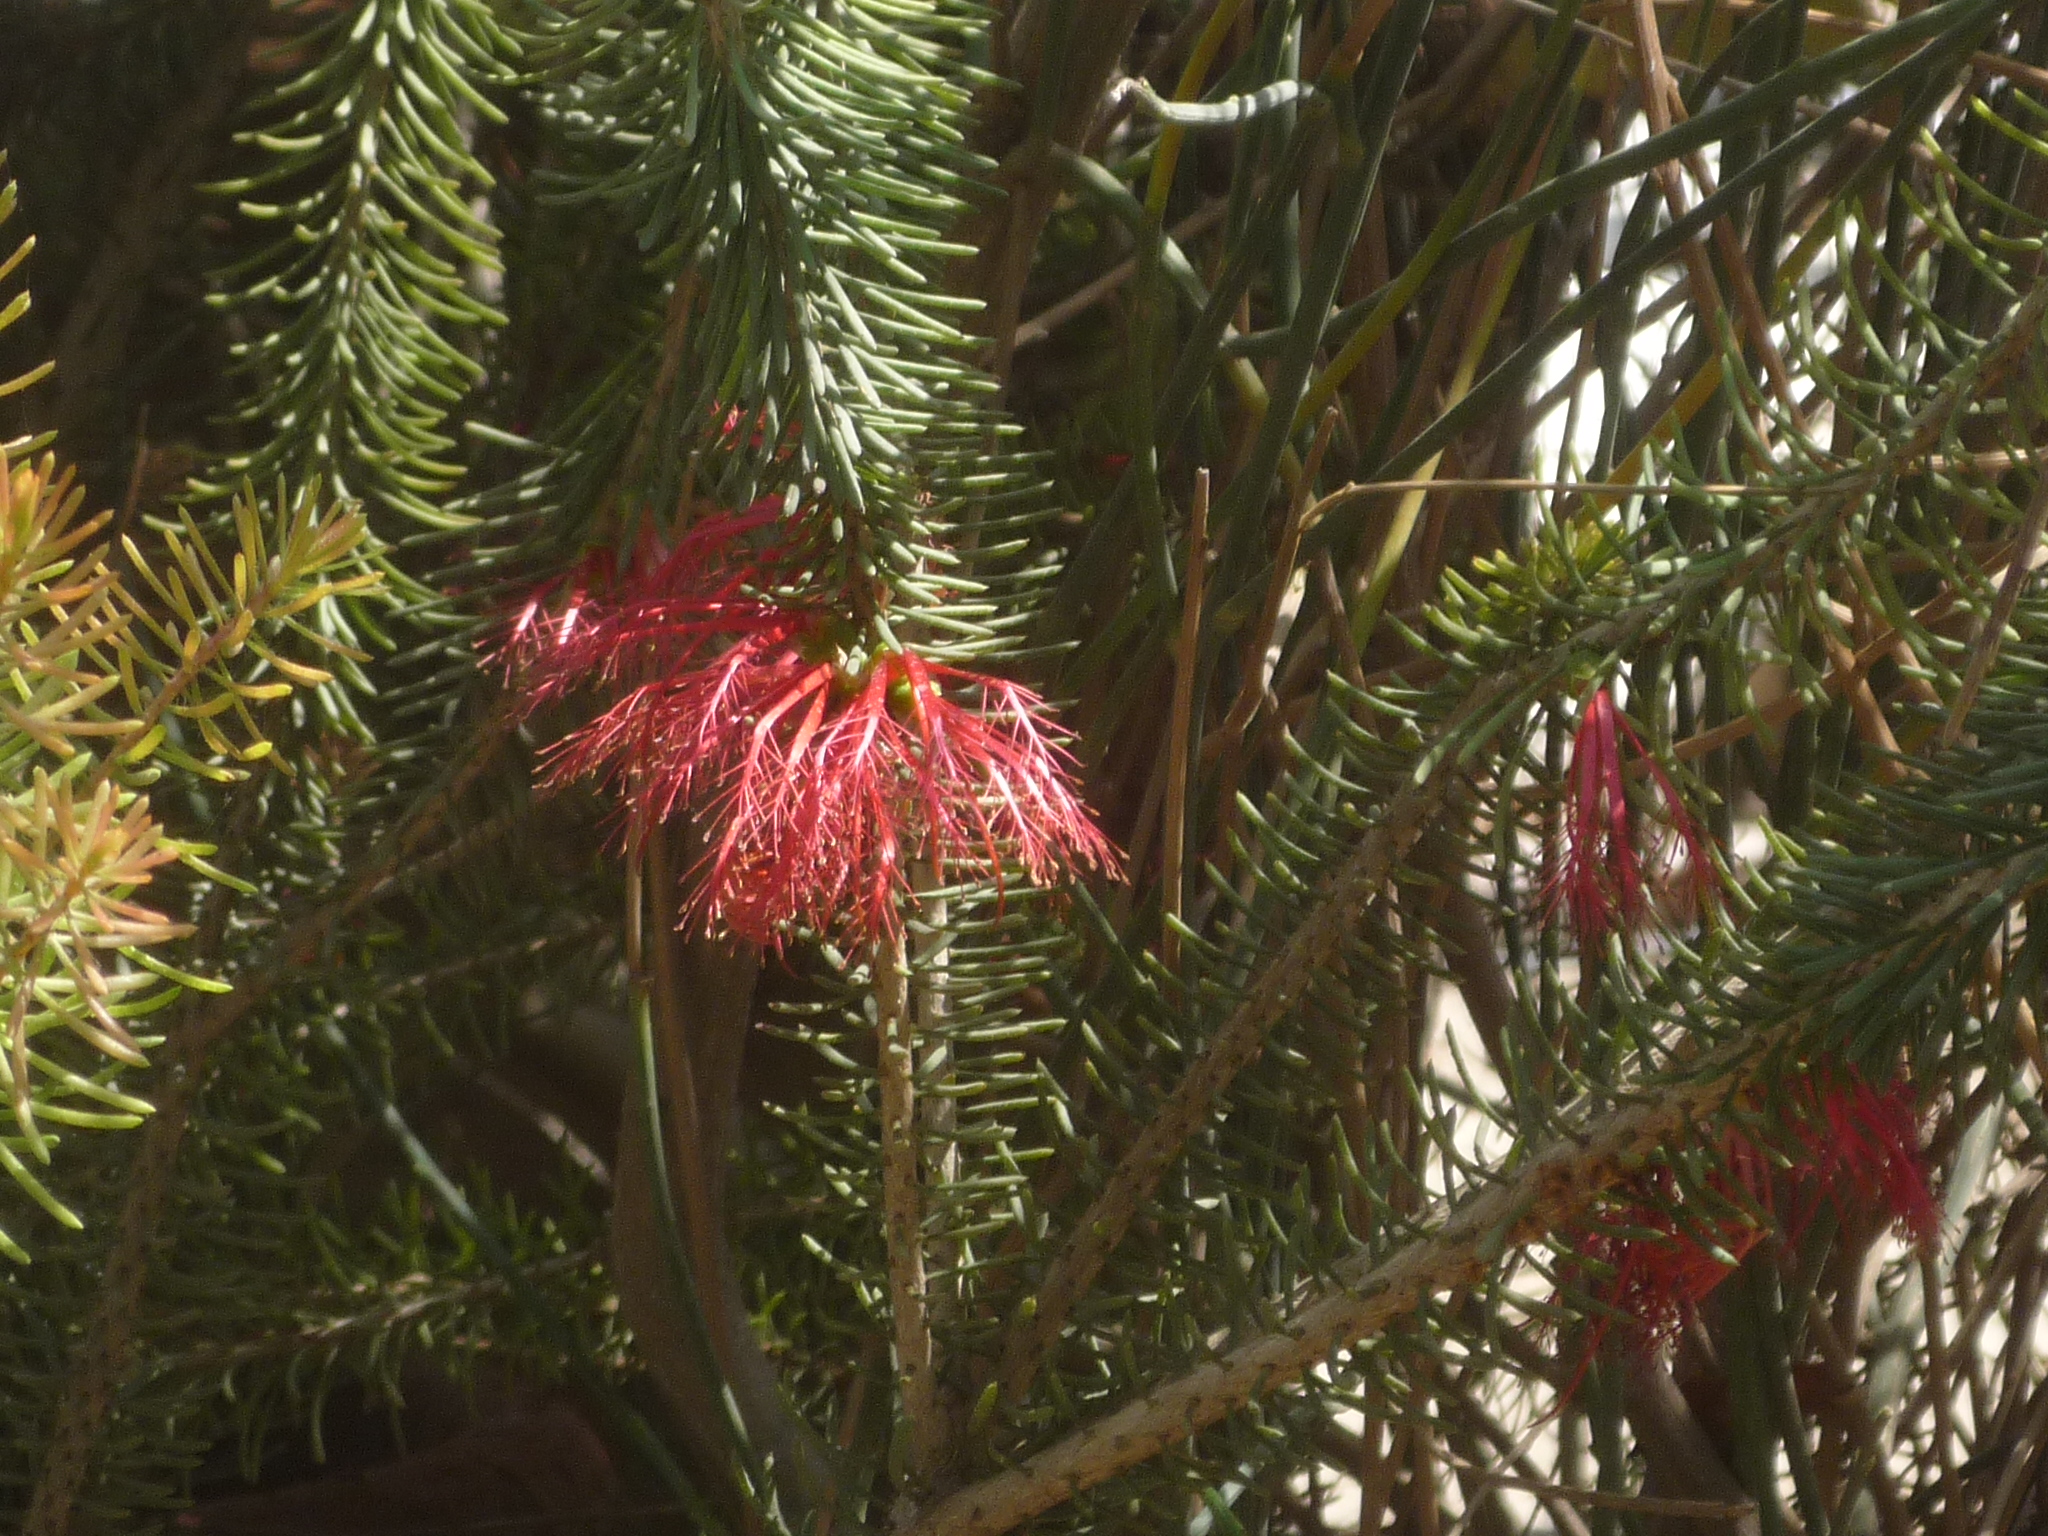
[497, 508, 1118, 946]
[1563, 1072, 1935, 1365]
[499, 500, 797, 683]
[1796, 1074, 1942, 1241]
[503, 544, 619, 670]
[1544, 687, 1716, 946]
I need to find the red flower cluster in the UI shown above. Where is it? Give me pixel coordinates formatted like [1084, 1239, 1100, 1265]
[1565, 1073, 1936, 1360]
[1545, 687, 1717, 946]
[499, 505, 1117, 946]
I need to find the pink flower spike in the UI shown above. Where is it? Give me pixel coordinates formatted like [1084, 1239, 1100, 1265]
[493, 500, 811, 709]
[493, 504, 1118, 945]
[1543, 687, 1717, 948]
[1544, 688, 1642, 946]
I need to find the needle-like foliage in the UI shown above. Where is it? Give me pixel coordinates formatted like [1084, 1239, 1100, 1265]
[5, 2, 2048, 1534]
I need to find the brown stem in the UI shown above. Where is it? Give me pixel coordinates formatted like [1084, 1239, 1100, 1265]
[1920, 1243, 1969, 1536]
[1205, 409, 1335, 759]
[1011, 198, 1231, 354]
[1941, 472, 2048, 749]
[879, 927, 946, 1503]
[919, 1035, 1783, 1536]
[1161, 470, 1208, 973]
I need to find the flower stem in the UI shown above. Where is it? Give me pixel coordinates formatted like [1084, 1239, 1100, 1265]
[878, 927, 945, 1502]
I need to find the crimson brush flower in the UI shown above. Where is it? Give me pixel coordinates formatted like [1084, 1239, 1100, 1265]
[499, 499, 799, 700]
[497, 508, 1117, 946]
[686, 645, 1119, 945]
[502, 544, 618, 672]
[1544, 687, 1718, 947]
[1563, 1072, 1935, 1366]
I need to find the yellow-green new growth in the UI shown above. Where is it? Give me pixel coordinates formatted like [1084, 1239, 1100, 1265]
[0, 158, 383, 1258]
[0, 451, 380, 1260]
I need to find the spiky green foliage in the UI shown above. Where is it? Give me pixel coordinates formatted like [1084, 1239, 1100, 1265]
[199, 0, 518, 534]
[6, 2, 2048, 1535]
[531, 0, 1035, 638]
[0, 164, 384, 1262]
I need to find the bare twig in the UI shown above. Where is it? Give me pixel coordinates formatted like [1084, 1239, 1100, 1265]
[1983, 1375, 2048, 1536]
[924, 1035, 1786, 1536]
[1941, 472, 2048, 749]
[1625, 0, 1805, 434]
[1594, 0, 2048, 96]
[1313, 549, 1368, 688]
[1919, 1243, 1969, 1536]
[1161, 469, 1208, 973]
[1012, 198, 1231, 351]
[1803, 1295, 1914, 1536]
[1454, 1469, 1753, 1523]
[1206, 409, 1335, 757]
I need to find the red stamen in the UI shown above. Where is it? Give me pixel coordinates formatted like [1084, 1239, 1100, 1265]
[1544, 687, 1717, 947]
[496, 511, 1119, 945]
[1559, 1070, 1935, 1373]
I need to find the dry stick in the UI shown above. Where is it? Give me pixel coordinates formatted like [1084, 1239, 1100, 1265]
[2017, 994, 2048, 1088]
[1410, 1412, 1446, 1536]
[1666, 526, 2043, 768]
[1353, 1415, 1405, 1536]
[1313, 550, 1369, 689]
[1919, 1243, 1969, 1536]
[23, 710, 516, 1536]
[1457, 1471, 1754, 1523]
[926, 1038, 1781, 1536]
[1665, 86, 1811, 436]
[1428, 1390, 1594, 1536]
[1625, 0, 1753, 378]
[1206, 410, 1337, 757]
[877, 928, 945, 1501]
[1940, 472, 2048, 749]
[1390, 1, 1528, 143]
[1324, 0, 1400, 81]
[1602, 0, 2048, 96]
[1840, 543, 1943, 709]
[1803, 1294, 1915, 1536]
[1803, 565, 1905, 781]
[1161, 470, 1209, 973]
[1012, 198, 1231, 351]
[1626, 0, 1807, 434]
[1982, 1372, 2048, 1536]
